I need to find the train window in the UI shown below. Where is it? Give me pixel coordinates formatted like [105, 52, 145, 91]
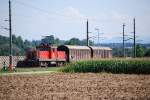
[37, 47, 50, 51]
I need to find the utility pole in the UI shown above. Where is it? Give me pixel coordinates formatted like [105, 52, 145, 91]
[123, 23, 125, 57]
[86, 19, 89, 46]
[133, 18, 136, 58]
[9, 0, 13, 69]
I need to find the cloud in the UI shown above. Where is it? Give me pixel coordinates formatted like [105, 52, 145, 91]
[111, 11, 132, 22]
[59, 6, 99, 22]
[62, 6, 87, 21]
[64, 7, 85, 19]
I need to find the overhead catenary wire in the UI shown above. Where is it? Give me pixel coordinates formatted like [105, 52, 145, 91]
[13, 0, 86, 21]
[8, 0, 88, 39]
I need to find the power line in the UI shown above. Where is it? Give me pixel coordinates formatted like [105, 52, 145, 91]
[13, 0, 85, 21]
[14, 0, 56, 15]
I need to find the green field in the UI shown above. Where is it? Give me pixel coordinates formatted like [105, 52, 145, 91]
[60, 59, 150, 74]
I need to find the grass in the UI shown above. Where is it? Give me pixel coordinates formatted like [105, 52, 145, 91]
[16, 67, 60, 72]
[59, 59, 150, 74]
[0, 67, 61, 74]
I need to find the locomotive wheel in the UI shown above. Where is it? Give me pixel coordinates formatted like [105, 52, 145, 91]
[56, 62, 64, 67]
[17, 61, 26, 67]
[39, 62, 48, 67]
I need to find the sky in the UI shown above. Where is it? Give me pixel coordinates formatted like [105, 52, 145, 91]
[0, 0, 150, 43]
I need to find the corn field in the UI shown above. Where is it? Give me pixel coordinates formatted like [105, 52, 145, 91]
[60, 59, 150, 74]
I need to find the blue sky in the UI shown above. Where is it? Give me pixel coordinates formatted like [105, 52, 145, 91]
[0, 0, 150, 43]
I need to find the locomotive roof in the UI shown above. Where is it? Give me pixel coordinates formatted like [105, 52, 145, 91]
[59, 45, 91, 50]
[36, 45, 57, 49]
[89, 46, 112, 50]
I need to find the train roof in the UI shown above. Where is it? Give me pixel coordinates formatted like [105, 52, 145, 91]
[89, 46, 112, 50]
[58, 45, 112, 50]
[58, 45, 91, 50]
[36, 44, 57, 49]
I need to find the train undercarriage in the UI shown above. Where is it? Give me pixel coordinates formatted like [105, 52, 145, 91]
[17, 59, 66, 67]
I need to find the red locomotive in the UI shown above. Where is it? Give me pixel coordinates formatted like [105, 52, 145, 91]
[17, 44, 66, 67]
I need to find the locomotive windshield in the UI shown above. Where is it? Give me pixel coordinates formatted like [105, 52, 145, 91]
[37, 47, 50, 51]
[36, 44, 51, 51]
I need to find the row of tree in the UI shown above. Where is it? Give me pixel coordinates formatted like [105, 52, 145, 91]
[0, 35, 33, 56]
[0, 34, 150, 57]
[40, 35, 94, 46]
[112, 44, 150, 57]
[0, 35, 94, 56]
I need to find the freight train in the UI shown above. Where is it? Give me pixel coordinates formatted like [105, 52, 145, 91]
[17, 44, 112, 67]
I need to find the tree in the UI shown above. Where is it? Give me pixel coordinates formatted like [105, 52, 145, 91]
[136, 44, 145, 57]
[112, 48, 123, 57]
[41, 35, 55, 45]
[81, 39, 94, 46]
[65, 38, 81, 45]
[65, 38, 94, 46]
[54, 38, 60, 45]
[145, 49, 150, 57]
[24, 40, 32, 48]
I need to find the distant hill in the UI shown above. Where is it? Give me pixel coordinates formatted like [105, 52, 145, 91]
[97, 43, 150, 48]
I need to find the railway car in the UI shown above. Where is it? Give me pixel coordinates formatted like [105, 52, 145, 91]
[57, 45, 91, 62]
[89, 46, 112, 59]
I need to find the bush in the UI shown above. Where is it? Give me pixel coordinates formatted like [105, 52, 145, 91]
[60, 60, 150, 74]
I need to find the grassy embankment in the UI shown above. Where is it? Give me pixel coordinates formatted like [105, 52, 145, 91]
[0, 67, 60, 74]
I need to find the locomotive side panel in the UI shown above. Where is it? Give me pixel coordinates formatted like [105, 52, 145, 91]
[38, 51, 50, 59]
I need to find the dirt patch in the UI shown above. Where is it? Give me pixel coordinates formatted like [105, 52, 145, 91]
[0, 73, 150, 100]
